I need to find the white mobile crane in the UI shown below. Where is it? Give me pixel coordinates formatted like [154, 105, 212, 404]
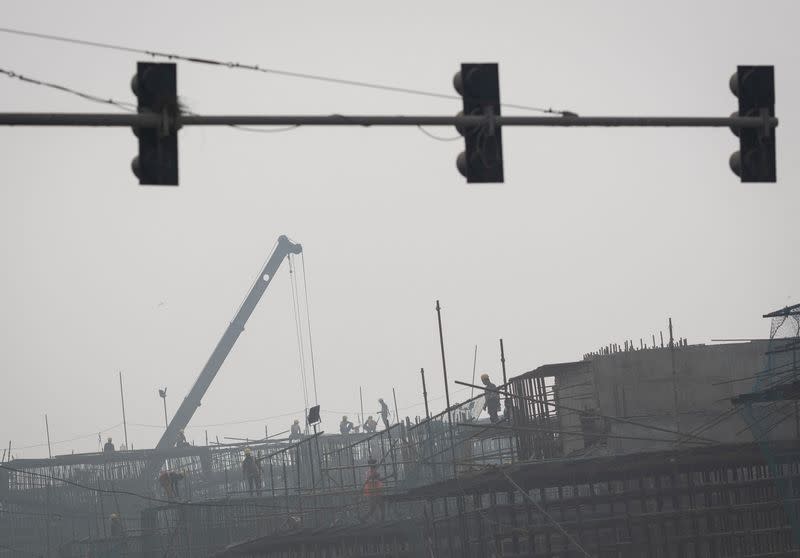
[152, 235, 302, 456]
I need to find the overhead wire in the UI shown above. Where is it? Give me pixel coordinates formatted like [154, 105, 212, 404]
[0, 27, 573, 116]
[10, 422, 123, 451]
[0, 67, 135, 111]
[0, 65, 302, 136]
[128, 408, 308, 430]
[0, 63, 548, 148]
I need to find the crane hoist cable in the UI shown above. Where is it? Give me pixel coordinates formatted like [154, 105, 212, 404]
[289, 254, 311, 427]
[300, 252, 319, 406]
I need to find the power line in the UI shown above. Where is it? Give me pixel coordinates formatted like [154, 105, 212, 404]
[11, 422, 123, 451]
[0, 67, 135, 111]
[1, 65, 302, 136]
[0, 27, 572, 115]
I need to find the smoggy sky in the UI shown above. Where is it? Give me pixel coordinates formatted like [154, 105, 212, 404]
[1, 0, 797, 458]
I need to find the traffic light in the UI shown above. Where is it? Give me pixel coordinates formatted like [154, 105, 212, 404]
[131, 62, 179, 185]
[729, 66, 776, 183]
[453, 63, 504, 183]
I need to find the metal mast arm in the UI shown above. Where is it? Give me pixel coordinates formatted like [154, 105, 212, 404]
[154, 235, 302, 451]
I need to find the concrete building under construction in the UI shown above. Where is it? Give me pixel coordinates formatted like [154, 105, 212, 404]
[2, 304, 800, 557]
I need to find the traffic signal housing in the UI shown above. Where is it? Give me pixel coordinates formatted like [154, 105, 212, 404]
[453, 63, 504, 183]
[729, 66, 776, 183]
[131, 62, 179, 185]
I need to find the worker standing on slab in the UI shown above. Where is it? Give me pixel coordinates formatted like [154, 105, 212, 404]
[363, 416, 378, 433]
[159, 469, 185, 500]
[363, 457, 385, 522]
[288, 419, 302, 441]
[481, 374, 501, 423]
[339, 416, 354, 434]
[103, 437, 115, 453]
[378, 399, 391, 430]
[241, 448, 262, 496]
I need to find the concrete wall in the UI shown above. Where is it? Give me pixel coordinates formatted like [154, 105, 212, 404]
[548, 340, 798, 455]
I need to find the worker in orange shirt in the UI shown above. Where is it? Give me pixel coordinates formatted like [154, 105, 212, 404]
[363, 457, 385, 521]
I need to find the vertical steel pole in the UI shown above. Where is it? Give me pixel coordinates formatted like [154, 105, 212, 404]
[436, 301, 452, 411]
[500, 339, 508, 385]
[500, 338, 514, 461]
[471, 345, 478, 398]
[119, 372, 129, 450]
[359, 386, 365, 428]
[392, 387, 400, 425]
[669, 318, 681, 436]
[420, 368, 430, 420]
[435, 300, 458, 479]
[45, 414, 52, 459]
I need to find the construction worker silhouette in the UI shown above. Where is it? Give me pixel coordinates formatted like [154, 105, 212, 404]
[289, 419, 302, 441]
[364, 416, 378, 433]
[363, 457, 385, 521]
[378, 399, 391, 430]
[241, 448, 262, 496]
[159, 469, 184, 499]
[339, 416, 354, 434]
[481, 373, 501, 423]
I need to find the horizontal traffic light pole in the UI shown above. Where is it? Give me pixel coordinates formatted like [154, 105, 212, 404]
[0, 112, 779, 129]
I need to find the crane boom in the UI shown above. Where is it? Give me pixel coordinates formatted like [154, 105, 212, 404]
[153, 235, 302, 452]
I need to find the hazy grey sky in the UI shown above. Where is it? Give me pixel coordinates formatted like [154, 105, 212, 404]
[1, 0, 798, 457]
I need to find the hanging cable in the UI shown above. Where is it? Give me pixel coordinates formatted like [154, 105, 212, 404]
[416, 125, 462, 142]
[300, 252, 319, 406]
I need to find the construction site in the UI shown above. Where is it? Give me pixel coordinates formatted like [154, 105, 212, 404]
[1, 235, 799, 558]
